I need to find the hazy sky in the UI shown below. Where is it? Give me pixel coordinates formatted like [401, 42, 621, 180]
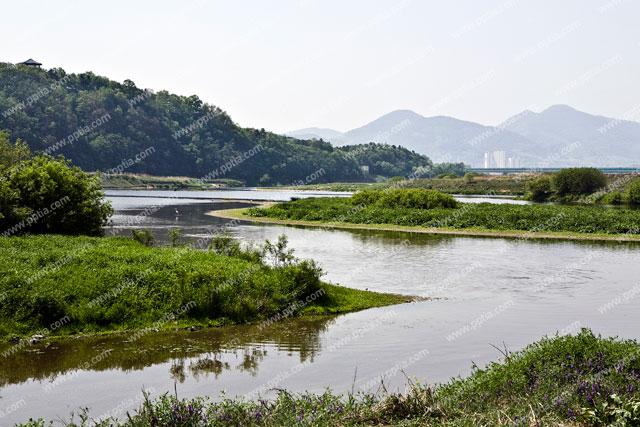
[3, 0, 640, 132]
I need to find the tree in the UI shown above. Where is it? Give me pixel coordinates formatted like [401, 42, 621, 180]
[0, 131, 30, 171]
[551, 168, 607, 196]
[628, 178, 640, 204]
[526, 175, 553, 202]
[1, 153, 113, 236]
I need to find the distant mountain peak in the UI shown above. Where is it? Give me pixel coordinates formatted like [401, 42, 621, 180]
[541, 104, 579, 114]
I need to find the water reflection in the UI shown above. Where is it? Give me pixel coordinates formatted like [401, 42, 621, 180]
[0, 316, 335, 388]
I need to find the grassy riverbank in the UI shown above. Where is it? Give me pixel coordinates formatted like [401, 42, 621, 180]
[243, 192, 640, 241]
[268, 174, 533, 195]
[97, 173, 243, 190]
[19, 330, 640, 426]
[0, 235, 410, 339]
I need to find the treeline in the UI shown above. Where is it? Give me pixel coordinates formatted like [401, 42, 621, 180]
[0, 64, 463, 185]
[525, 167, 640, 204]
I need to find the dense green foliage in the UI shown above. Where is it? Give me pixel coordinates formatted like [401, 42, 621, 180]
[248, 196, 640, 236]
[350, 188, 459, 210]
[0, 132, 112, 236]
[0, 64, 441, 184]
[276, 175, 530, 195]
[552, 168, 607, 196]
[0, 234, 405, 338]
[525, 174, 553, 202]
[628, 178, 640, 204]
[525, 169, 639, 204]
[19, 331, 640, 426]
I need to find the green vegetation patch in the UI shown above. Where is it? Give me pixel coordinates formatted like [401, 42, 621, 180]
[0, 234, 407, 339]
[247, 191, 640, 236]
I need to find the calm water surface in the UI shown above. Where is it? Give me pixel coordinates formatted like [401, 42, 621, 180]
[1, 190, 638, 424]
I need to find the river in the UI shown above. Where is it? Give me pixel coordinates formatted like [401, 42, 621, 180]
[0, 189, 638, 424]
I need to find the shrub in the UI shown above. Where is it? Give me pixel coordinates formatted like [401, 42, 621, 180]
[0, 154, 113, 237]
[599, 191, 624, 205]
[552, 168, 607, 196]
[525, 175, 553, 202]
[464, 172, 474, 183]
[627, 178, 640, 204]
[351, 188, 459, 210]
[131, 228, 154, 246]
[168, 228, 182, 247]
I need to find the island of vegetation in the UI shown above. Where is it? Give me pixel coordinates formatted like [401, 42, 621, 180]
[0, 135, 412, 339]
[236, 186, 640, 241]
[19, 330, 640, 425]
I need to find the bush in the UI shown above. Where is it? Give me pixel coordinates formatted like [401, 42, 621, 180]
[599, 191, 625, 205]
[526, 175, 553, 202]
[627, 178, 640, 204]
[351, 188, 459, 210]
[131, 228, 154, 246]
[464, 172, 474, 183]
[1, 154, 113, 237]
[552, 168, 607, 196]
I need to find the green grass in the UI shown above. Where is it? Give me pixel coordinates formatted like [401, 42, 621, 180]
[97, 173, 243, 190]
[271, 175, 531, 195]
[18, 330, 640, 426]
[246, 196, 640, 237]
[0, 235, 408, 339]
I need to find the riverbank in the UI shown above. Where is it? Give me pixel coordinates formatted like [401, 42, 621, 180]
[0, 235, 414, 340]
[265, 174, 533, 195]
[17, 330, 640, 426]
[208, 204, 640, 242]
[97, 173, 243, 190]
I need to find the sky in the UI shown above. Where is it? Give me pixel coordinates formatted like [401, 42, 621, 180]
[3, 0, 640, 133]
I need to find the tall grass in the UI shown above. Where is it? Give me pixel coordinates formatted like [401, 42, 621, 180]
[0, 235, 404, 338]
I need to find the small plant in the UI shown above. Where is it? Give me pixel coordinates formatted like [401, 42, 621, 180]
[264, 234, 295, 267]
[168, 228, 182, 247]
[208, 232, 242, 257]
[582, 394, 640, 426]
[131, 228, 154, 246]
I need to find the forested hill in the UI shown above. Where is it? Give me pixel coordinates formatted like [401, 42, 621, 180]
[0, 63, 456, 185]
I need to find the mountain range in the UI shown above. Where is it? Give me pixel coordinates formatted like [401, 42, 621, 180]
[286, 105, 640, 167]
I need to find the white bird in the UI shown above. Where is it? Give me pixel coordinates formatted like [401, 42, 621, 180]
[174, 208, 180, 216]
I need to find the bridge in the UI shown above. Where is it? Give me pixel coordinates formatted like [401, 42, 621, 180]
[466, 167, 640, 175]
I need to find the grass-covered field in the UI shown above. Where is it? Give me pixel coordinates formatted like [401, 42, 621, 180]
[270, 175, 532, 195]
[97, 173, 243, 190]
[19, 330, 640, 426]
[246, 192, 640, 239]
[0, 235, 409, 339]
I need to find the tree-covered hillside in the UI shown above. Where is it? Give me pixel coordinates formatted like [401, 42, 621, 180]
[0, 64, 459, 185]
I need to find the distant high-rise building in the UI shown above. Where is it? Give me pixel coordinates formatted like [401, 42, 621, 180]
[493, 151, 506, 168]
[484, 151, 520, 168]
